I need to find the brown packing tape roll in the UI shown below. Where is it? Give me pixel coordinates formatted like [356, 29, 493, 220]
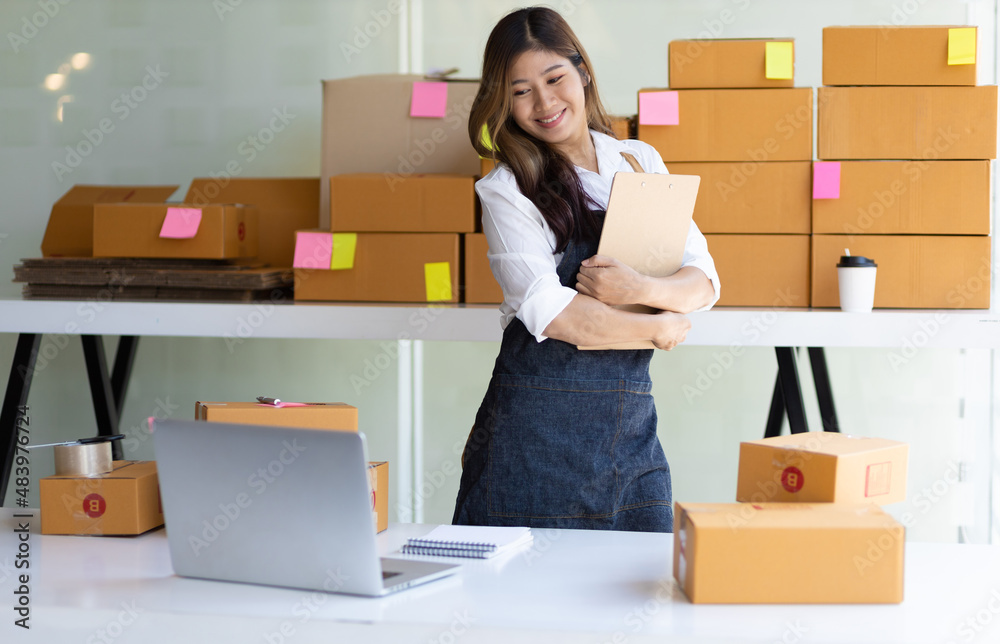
[53, 442, 113, 476]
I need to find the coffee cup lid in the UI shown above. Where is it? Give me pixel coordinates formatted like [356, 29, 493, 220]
[838, 255, 876, 268]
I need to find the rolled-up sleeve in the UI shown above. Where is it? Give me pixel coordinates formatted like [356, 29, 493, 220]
[680, 220, 721, 311]
[477, 177, 578, 342]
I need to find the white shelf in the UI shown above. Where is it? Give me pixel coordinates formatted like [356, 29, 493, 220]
[1, 298, 999, 348]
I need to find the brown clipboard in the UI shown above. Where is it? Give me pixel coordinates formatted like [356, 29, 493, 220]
[578, 171, 701, 351]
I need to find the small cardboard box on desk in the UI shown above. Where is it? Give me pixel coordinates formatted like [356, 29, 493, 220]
[40, 461, 164, 536]
[195, 401, 358, 431]
[195, 401, 388, 532]
[737, 431, 909, 505]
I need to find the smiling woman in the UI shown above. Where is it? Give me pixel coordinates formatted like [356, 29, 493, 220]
[452, 6, 721, 532]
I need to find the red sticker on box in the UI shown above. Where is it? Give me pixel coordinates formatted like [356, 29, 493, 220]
[781, 466, 804, 493]
[83, 493, 107, 518]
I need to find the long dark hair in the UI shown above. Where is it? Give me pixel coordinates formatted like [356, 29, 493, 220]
[469, 7, 616, 253]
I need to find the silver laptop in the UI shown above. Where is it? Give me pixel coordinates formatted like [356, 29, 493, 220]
[151, 419, 459, 596]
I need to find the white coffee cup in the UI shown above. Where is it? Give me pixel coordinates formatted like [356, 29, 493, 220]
[837, 251, 877, 313]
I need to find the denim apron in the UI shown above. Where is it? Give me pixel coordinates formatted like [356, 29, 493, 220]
[452, 209, 673, 532]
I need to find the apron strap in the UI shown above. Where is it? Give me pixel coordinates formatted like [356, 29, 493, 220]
[620, 152, 645, 173]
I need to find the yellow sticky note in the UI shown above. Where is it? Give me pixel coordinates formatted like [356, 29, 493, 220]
[948, 28, 976, 66]
[765, 41, 794, 80]
[330, 233, 357, 270]
[424, 262, 452, 302]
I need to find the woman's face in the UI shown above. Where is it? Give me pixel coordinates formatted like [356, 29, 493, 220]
[508, 49, 589, 148]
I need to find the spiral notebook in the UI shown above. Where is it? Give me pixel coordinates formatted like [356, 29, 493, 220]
[400, 525, 533, 559]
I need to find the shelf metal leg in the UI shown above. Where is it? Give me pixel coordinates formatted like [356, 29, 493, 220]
[775, 347, 808, 434]
[82, 336, 123, 460]
[764, 377, 785, 438]
[1, 334, 41, 504]
[808, 347, 840, 433]
[110, 336, 139, 420]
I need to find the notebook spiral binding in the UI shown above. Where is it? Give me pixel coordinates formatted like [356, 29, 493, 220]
[405, 539, 496, 550]
[400, 544, 497, 558]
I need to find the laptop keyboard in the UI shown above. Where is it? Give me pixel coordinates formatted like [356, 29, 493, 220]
[382, 571, 402, 580]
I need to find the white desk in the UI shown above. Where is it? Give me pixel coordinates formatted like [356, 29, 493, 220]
[1, 509, 999, 643]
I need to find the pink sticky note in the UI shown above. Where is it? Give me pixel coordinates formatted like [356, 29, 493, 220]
[159, 207, 202, 239]
[255, 402, 309, 408]
[410, 82, 448, 118]
[813, 162, 841, 199]
[639, 91, 679, 126]
[293, 232, 333, 269]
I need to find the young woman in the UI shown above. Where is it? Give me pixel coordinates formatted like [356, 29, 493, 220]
[452, 7, 720, 532]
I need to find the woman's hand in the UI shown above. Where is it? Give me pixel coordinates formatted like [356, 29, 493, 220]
[575, 255, 650, 306]
[651, 311, 691, 351]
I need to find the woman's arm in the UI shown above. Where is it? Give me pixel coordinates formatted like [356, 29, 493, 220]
[575, 258, 715, 314]
[542, 292, 692, 349]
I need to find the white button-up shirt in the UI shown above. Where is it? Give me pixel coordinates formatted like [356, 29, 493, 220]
[477, 130, 721, 342]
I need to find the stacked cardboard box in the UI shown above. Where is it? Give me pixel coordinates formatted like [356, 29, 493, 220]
[43, 184, 259, 261]
[643, 39, 812, 307]
[463, 233, 502, 304]
[299, 74, 484, 303]
[184, 178, 319, 268]
[814, 26, 995, 308]
[45, 184, 260, 261]
[31, 184, 287, 300]
[674, 432, 908, 604]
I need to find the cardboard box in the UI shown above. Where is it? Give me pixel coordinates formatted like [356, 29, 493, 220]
[823, 26, 978, 86]
[294, 231, 460, 303]
[610, 115, 633, 140]
[812, 234, 991, 308]
[195, 401, 358, 431]
[638, 88, 812, 162]
[184, 178, 319, 267]
[668, 161, 811, 233]
[737, 431, 909, 505]
[93, 203, 258, 259]
[704, 234, 810, 307]
[817, 86, 998, 160]
[463, 233, 502, 304]
[331, 174, 476, 233]
[40, 461, 164, 535]
[42, 185, 179, 257]
[669, 39, 795, 89]
[812, 160, 991, 235]
[321, 75, 480, 228]
[368, 461, 389, 533]
[673, 501, 904, 604]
